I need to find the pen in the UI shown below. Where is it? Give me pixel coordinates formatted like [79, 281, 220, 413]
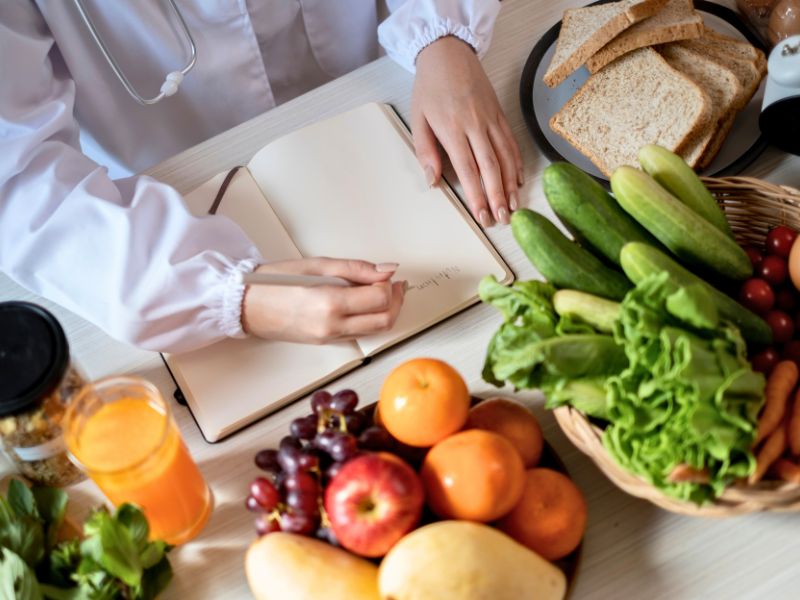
[237, 272, 352, 287]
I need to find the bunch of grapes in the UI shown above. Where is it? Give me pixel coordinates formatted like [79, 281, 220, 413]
[246, 388, 395, 538]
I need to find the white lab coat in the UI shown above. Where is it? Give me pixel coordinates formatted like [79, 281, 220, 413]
[0, 0, 500, 353]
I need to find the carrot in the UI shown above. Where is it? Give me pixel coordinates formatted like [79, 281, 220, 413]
[749, 426, 787, 484]
[755, 360, 798, 445]
[667, 464, 710, 484]
[789, 388, 800, 456]
[771, 458, 800, 484]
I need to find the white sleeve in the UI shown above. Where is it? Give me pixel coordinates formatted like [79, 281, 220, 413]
[0, 4, 262, 354]
[378, 0, 501, 73]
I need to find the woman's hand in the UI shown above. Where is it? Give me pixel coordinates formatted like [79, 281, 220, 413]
[412, 36, 523, 228]
[241, 258, 406, 344]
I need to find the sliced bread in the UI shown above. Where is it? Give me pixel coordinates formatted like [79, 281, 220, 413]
[543, 0, 669, 87]
[658, 43, 742, 168]
[550, 48, 711, 177]
[702, 27, 767, 70]
[585, 0, 703, 73]
[675, 37, 764, 109]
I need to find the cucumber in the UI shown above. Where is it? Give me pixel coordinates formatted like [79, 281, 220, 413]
[553, 290, 620, 333]
[511, 209, 631, 300]
[638, 145, 733, 237]
[611, 166, 752, 281]
[620, 242, 772, 345]
[543, 162, 661, 265]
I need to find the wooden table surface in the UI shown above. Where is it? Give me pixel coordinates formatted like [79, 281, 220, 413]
[3, 1, 800, 598]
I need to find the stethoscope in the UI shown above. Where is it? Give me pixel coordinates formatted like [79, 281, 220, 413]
[72, 0, 196, 105]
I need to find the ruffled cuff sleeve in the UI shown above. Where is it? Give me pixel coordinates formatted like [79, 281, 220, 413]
[378, 0, 501, 73]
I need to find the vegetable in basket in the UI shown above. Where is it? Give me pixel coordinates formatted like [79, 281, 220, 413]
[481, 272, 766, 504]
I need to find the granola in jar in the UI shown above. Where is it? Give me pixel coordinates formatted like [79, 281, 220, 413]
[0, 302, 86, 487]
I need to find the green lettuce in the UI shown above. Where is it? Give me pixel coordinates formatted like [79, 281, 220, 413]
[481, 271, 765, 504]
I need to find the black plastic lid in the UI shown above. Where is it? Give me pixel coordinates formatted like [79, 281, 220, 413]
[0, 302, 69, 417]
[759, 95, 800, 156]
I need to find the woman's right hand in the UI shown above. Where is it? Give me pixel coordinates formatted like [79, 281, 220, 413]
[241, 258, 406, 344]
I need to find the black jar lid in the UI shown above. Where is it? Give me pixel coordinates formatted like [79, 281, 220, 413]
[0, 302, 69, 417]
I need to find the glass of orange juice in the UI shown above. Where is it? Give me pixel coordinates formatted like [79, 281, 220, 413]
[64, 376, 213, 545]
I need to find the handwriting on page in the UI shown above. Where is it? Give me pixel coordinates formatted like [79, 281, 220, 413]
[407, 266, 462, 293]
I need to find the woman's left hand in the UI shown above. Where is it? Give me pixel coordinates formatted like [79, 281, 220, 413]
[412, 36, 523, 228]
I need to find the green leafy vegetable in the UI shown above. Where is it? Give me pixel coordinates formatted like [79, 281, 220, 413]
[481, 271, 766, 504]
[0, 481, 172, 600]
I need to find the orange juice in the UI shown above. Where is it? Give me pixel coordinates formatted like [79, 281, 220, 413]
[65, 377, 212, 545]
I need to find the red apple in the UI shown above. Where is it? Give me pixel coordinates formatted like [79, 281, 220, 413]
[323, 452, 424, 557]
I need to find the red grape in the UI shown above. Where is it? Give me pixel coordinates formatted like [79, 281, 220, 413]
[279, 435, 302, 451]
[290, 415, 318, 440]
[330, 389, 359, 414]
[766, 310, 795, 343]
[310, 390, 333, 415]
[278, 446, 302, 473]
[314, 430, 338, 453]
[250, 477, 281, 511]
[344, 412, 368, 435]
[281, 511, 318, 535]
[329, 433, 359, 462]
[245, 495, 264, 513]
[766, 226, 798, 257]
[284, 471, 319, 494]
[325, 461, 345, 482]
[744, 245, 764, 268]
[286, 490, 320, 516]
[739, 278, 775, 314]
[255, 514, 281, 536]
[776, 289, 797, 312]
[751, 347, 780, 375]
[297, 451, 320, 471]
[358, 426, 394, 451]
[758, 255, 788, 286]
[254, 449, 279, 472]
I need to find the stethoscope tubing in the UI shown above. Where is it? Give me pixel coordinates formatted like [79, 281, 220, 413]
[72, 0, 197, 105]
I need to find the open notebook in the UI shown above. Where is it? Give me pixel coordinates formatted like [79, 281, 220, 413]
[165, 103, 513, 442]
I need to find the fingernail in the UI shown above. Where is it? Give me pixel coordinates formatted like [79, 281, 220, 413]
[376, 262, 399, 273]
[498, 206, 510, 225]
[517, 171, 525, 187]
[424, 165, 436, 188]
[402, 280, 409, 293]
[479, 209, 492, 228]
[509, 191, 519, 212]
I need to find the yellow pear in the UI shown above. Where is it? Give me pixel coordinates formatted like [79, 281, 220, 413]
[379, 521, 566, 600]
[246, 532, 380, 600]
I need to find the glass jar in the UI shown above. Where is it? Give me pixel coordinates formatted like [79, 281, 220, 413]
[0, 301, 86, 487]
[737, 0, 780, 43]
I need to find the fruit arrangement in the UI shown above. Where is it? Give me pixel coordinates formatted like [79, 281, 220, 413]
[244, 358, 586, 600]
[481, 145, 800, 507]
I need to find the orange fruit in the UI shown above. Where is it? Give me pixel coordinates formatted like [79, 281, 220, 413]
[420, 429, 525, 522]
[465, 397, 544, 467]
[378, 358, 470, 447]
[496, 468, 587, 561]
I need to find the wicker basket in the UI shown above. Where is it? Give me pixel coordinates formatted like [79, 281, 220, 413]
[554, 176, 800, 516]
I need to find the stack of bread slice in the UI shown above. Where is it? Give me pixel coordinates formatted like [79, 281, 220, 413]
[545, 0, 766, 176]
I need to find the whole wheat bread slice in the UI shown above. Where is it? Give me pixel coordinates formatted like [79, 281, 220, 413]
[675, 37, 764, 109]
[659, 43, 742, 168]
[550, 48, 711, 177]
[585, 0, 703, 73]
[702, 27, 766, 69]
[543, 0, 669, 87]
[666, 36, 765, 169]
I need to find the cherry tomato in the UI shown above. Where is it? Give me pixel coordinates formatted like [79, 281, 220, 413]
[776, 288, 797, 312]
[750, 347, 780, 375]
[739, 278, 775, 314]
[766, 310, 795, 343]
[758, 255, 788, 286]
[766, 226, 798, 258]
[743, 245, 764, 268]
[783, 340, 800, 368]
